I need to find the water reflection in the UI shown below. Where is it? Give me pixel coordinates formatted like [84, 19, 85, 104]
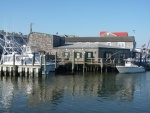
[0, 72, 149, 112]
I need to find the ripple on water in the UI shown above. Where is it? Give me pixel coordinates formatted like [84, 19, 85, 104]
[0, 72, 150, 113]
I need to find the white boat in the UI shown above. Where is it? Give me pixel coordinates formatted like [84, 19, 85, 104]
[116, 58, 145, 74]
[0, 34, 56, 74]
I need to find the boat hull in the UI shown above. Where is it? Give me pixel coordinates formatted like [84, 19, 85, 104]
[116, 66, 145, 74]
[41, 64, 56, 72]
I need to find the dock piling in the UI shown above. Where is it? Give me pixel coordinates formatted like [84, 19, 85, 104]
[72, 50, 75, 73]
[44, 55, 46, 75]
[55, 52, 57, 70]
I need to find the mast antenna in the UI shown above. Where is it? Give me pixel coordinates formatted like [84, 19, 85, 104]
[30, 23, 33, 33]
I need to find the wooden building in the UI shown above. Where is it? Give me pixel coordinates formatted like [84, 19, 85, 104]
[65, 36, 136, 50]
[28, 32, 132, 64]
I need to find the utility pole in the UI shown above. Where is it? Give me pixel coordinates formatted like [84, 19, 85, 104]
[30, 23, 33, 33]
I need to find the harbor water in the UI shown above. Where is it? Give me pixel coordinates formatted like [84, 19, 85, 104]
[0, 72, 150, 113]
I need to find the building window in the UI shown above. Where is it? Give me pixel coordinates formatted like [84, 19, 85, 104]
[120, 53, 126, 59]
[118, 42, 125, 48]
[88, 53, 91, 58]
[85, 52, 93, 58]
[64, 52, 70, 58]
[75, 52, 82, 58]
[106, 42, 111, 46]
[104, 52, 113, 60]
[87, 52, 93, 58]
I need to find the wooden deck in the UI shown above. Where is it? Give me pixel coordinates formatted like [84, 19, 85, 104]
[55, 57, 117, 73]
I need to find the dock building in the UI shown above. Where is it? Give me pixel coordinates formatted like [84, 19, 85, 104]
[28, 32, 135, 60]
[27, 32, 136, 72]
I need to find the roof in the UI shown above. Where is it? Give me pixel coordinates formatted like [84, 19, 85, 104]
[56, 43, 130, 50]
[29, 32, 53, 37]
[29, 32, 66, 38]
[100, 31, 128, 37]
[65, 36, 135, 42]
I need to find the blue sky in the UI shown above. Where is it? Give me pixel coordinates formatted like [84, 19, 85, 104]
[0, 0, 150, 47]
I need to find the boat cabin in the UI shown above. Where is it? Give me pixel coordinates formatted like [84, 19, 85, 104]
[22, 45, 37, 54]
[124, 58, 136, 67]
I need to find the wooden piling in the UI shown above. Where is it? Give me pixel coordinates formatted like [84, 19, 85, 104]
[43, 55, 46, 75]
[99, 58, 103, 73]
[105, 59, 107, 73]
[32, 53, 35, 66]
[83, 52, 85, 73]
[72, 50, 75, 73]
[13, 54, 16, 76]
[40, 55, 42, 74]
[55, 52, 57, 70]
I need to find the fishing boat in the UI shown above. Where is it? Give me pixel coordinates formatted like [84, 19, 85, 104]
[0, 33, 56, 74]
[116, 58, 145, 74]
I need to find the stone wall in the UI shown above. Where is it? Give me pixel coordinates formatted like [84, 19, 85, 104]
[28, 32, 65, 54]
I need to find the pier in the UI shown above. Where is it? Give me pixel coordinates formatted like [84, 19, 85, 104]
[56, 56, 118, 73]
[0, 52, 118, 77]
[0, 54, 46, 77]
[0, 65, 41, 77]
[1, 54, 150, 77]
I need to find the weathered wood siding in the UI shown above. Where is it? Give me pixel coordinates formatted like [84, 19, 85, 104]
[99, 48, 130, 59]
[65, 42, 134, 49]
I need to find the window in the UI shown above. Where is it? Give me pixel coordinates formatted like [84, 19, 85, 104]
[117, 42, 125, 48]
[88, 53, 91, 58]
[120, 53, 126, 59]
[85, 52, 93, 58]
[106, 42, 111, 46]
[105, 52, 112, 59]
[75, 52, 82, 58]
[64, 52, 70, 58]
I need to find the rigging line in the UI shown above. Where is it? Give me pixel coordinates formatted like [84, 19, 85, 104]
[17, 33, 28, 45]
[14, 27, 27, 45]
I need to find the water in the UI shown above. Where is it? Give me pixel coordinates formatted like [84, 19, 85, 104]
[0, 72, 150, 113]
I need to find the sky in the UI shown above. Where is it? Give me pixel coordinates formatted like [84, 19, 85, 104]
[0, 0, 150, 47]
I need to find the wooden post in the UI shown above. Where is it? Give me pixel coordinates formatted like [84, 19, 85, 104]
[40, 55, 42, 74]
[44, 55, 46, 75]
[72, 50, 75, 73]
[21, 59, 23, 65]
[32, 53, 35, 66]
[105, 59, 107, 73]
[25, 67, 29, 77]
[13, 54, 16, 76]
[30, 68, 34, 77]
[4, 67, 6, 76]
[139, 53, 142, 66]
[83, 52, 85, 73]
[100, 58, 103, 73]
[55, 52, 57, 70]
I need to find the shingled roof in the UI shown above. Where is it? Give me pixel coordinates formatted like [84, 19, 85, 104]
[56, 43, 130, 49]
[65, 36, 135, 42]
